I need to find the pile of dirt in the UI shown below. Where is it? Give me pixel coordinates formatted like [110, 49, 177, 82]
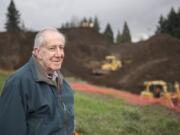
[61, 28, 114, 76]
[109, 34, 180, 91]
[61, 28, 180, 93]
[0, 28, 180, 93]
[0, 32, 35, 69]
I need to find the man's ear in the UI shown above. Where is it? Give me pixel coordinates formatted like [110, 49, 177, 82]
[32, 48, 41, 59]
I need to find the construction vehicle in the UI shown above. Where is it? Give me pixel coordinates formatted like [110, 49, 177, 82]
[141, 80, 180, 108]
[172, 81, 180, 106]
[92, 55, 122, 75]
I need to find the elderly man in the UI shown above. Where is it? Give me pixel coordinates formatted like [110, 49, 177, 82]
[0, 28, 74, 135]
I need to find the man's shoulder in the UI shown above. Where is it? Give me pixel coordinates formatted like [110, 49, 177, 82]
[7, 62, 32, 84]
[16, 63, 31, 76]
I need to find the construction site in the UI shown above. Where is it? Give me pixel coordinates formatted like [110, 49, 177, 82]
[0, 27, 180, 110]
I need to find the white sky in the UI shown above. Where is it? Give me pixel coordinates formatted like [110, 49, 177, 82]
[0, 0, 180, 42]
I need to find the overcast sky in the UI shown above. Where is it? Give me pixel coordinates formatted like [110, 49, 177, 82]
[0, 0, 180, 42]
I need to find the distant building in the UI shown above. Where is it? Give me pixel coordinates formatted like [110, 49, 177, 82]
[80, 19, 94, 28]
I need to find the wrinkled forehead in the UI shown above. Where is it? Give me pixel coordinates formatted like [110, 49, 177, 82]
[43, 31, 65, 44]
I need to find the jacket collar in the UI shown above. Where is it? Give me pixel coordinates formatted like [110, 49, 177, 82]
[29, 56, 63, 87]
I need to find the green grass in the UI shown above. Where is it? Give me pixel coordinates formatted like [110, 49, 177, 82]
[75, 92, 180, 135]
[0, 73, 180, 135]
[0, 72, 10, 94]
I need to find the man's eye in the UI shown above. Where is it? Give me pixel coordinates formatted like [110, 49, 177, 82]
[49, 47, 55, 50]
[59, 46, 64, 50]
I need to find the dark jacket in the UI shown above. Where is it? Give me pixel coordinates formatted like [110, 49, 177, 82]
[0, 57, 74, 135]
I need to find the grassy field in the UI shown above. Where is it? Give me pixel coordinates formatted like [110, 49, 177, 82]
[0, 73, 180, 135]
[75, 92, 180, 135]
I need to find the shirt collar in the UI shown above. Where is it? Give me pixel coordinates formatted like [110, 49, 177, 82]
[30, 56, 63, 87]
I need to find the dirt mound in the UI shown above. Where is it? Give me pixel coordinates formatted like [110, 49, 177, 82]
[112, 34, 180, 92]
[0, 32, 35, 69]
[61, 29, 180, 93]
[0, 28, 180, 93]
[61, 28, 114, 77]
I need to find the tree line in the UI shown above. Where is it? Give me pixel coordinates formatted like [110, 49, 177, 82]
[156, 7, 180, 39]
[3, 0, 180, 44]
[4, 0, 132, 44]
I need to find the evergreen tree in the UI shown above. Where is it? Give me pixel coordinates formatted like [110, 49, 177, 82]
[156, 7, 180, 39]
[104, 23, 114, 42]
[167, 8, 179, 36]
[93, 16, 100, 32]
[121, 21, 131, 43]
[65, 22, 70, 28]
[177, 8, 180, 38]
[61, 23, 65, 29]
[5, 0, 21, 32]
[116, 30, 123, 44]
[82, 17, 88, 23]
[156, 15, 167, 33]
[88, 17, 93, 24]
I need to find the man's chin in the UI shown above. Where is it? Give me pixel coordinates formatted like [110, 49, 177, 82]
[52, 66, 61, 71]
[47, 63, 62, 71]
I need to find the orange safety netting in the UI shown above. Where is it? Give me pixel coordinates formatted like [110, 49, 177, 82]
[71, 82, 180, 112]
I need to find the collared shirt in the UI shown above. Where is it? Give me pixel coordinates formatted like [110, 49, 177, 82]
[47, 71, 58, 80]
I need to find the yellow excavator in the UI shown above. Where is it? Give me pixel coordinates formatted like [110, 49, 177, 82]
[141, 80, 180, 107]
[92, 55, 122, 75]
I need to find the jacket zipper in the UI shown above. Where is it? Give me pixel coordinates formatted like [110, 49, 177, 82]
[57, 78, 68, 135]
[63, 102, 68, 135]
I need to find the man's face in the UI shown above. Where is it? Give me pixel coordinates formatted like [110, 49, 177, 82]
[35, 32, 65, 72]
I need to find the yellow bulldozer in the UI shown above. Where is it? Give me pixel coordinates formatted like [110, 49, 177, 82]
[92, 55, 122, 75]
[141, 80, 180, 107]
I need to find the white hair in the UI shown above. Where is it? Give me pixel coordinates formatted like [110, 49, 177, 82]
[33, 27, 65, 48]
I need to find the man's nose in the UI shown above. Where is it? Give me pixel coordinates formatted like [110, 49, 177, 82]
[55, 48, 64, 57]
